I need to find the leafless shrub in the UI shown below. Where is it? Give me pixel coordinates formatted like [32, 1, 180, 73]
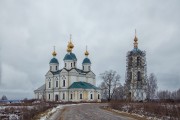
[110, 100, 180, 119]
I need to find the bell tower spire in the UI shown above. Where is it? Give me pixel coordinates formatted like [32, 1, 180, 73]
[134, 29, 138, 48]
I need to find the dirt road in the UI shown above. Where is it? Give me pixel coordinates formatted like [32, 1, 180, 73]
[60, 103, 135, 120]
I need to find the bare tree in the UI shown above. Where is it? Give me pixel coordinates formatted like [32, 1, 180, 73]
[100, 70, 120, 101]
[1, 95, 8, 100]
[112, 84, 125, 100]
[146, 73, 158, 100]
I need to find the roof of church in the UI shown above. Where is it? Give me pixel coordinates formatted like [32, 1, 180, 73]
[130, 48, 143, 55]
[51, 69, 62, 75]
[49, 58, 59, 64]
[70, 52, 77, 61]
[82, 58, 91, 64]
[34, 84, 45, 92]
[63, 53, 73, 60]
[69, 81, 99, 90]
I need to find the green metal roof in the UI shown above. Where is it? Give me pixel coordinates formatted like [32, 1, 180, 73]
[49, 58, 59, 64]
[82, 58, 91, 64]
[69, 81, 99, 90]
[70, 53, 77, 61]
[63, 53, 73, 60]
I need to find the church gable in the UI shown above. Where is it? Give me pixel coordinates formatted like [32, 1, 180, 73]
[45, 71, 53, 77]
[69, 68, 79, 76]
[60, 68, 68, 75]
[86, 71, 95, 78]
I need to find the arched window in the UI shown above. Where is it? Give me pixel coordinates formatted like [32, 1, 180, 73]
[70, 94, 73, 99]
[63, 80, 65, 87]
[49, 82, 51, 88]
[63, 93, 65, 100]
[49, 94, 50, 100]
[90, 94, 93, 99]
[137, 71, 141, 81]
[80, 94, 82, 99]
[56, 81, 58, 87]
[137, 57, 140, 66]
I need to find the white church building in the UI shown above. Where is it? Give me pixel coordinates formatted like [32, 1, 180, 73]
[34, 37, 101, 102]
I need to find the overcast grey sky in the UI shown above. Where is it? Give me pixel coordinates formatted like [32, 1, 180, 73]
[0, 0, 180, 99]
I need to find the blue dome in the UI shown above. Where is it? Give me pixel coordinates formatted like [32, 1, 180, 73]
[131, 48, 142, 54]
[70, 53, 77, 61]
[49, 58, 59, 64]
[63, 54, 73, 61]
[82, 58, 91, 64]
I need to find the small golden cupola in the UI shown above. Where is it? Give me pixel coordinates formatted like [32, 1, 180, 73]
[134, 29, 138, 48]
[69, 34, 74, 49]
[66, 34, 74, 53]
[52, 46, 57, 57]
[84, 46, 89, 56]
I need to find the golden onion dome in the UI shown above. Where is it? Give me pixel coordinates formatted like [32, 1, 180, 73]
[134, 35, 138, 42]
[69, 41, 74, 49]
[85, 50, 89, 56]
[52, 51, 57, 56]
[67, 47, 72, 53]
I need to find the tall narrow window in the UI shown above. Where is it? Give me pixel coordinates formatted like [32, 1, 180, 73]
[98, 94, 100, 99]
[70, 94, 73, 99]
[63, 80, 65, 87]
[74, 62, 75, 67]
[80, 94, 82, 99]
[83, 66, 84, 70]
[65, 63, 66, 67]
[129, 57, 133, 66]
[137, 57, 140, 66]
[137, 71, 141, 81]
[56, 81, 58, 87]
[63, 93, 65, 99]
[56, 66, 57, 70]
[50, 66, 52, 70]
[71, 63, 72, 67]
[88, 66, 90, 71]
[90, 94, 93, 99]
[129, 72, 132, 80]
[49, 82, 51, 88]
[49, 94, 50, 100]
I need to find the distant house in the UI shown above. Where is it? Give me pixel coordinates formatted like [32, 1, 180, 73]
[34, 36, 101, 102]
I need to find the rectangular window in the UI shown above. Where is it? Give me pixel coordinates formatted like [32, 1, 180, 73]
[80, 94, 82, 99]
[98, 94, 100, 99]
[63, 80, 65, 87]
[49, 94, 50, 100]
[56, 66, 57, 70]
[63, 93, 65, 100]
[49, 82, 51, 88]
[83, 66, 84, 70]
[74, 62, 75, 67]
[71, 63, 72, 67]
[56, 81, 58, 87]
[88, 66, 90, 70]
[90, 94, 93, 99]
[71, 94, 73, 99]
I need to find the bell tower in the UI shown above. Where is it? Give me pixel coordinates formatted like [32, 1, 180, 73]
[125, 30, 147, 101]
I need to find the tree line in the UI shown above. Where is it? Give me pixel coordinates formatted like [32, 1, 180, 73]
[100, 70, 180, 101]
